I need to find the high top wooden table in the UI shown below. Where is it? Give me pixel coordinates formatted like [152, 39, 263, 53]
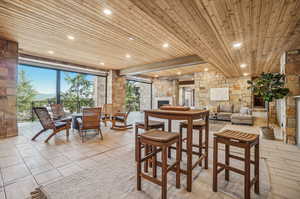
[144, 109, 209, 192]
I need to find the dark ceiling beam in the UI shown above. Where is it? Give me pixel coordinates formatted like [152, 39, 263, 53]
[120, 55, 206, 76]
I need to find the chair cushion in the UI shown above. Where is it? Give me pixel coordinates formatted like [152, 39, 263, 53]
[240, 107, 250, 114]
[114, 116, 125, 121]
[180, 120, 205, 127]
[135, 120, 164, 127]
[54, 121, 67, 128]
[141, 130, 179, 142]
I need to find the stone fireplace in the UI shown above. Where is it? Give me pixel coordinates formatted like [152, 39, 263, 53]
[155, 97, 173, 109]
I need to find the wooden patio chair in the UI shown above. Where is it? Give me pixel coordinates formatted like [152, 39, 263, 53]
[102, 104, 113, 126]
[50, 104, 72, 122]
[77, 107, 103, 142]
[111, 106, 133, 130]
[32, 107, 71, 143]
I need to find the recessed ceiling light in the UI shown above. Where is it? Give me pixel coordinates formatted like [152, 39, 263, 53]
[103, 9, 112, 15]
[177, 72, 181, 75]
[240, 63, 247, 68]
[48, 50, 54, 54]
[67, 35, 75, 40]
[243, 73, 249, 76]
[233, 42, 242, 48]
[162, 43, 169, 48]
[204, 68, 208, 71]
[129, 37, 134, 40]
[100, 62, 105, 66]
[126, 54, 131, 58]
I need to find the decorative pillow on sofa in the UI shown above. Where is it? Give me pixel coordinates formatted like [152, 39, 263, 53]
[240, 107, 250, 114]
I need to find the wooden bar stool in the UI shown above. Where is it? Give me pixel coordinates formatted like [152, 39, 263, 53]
[179, 119, 208, 169]
[213, 130, 260, 199]
[137, 129, 181, 199]
[135, 120, 165, 162]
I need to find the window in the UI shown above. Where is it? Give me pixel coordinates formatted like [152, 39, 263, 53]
[17, 64, 106, 121]
[17, 65, 56, 121]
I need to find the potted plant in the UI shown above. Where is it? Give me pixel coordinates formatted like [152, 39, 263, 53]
[247, 73, 289, 139]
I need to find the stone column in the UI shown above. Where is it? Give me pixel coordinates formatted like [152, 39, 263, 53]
[107, 70, 126, 112]
[284, 51, 300, 144]
[0, 38, 18, 138]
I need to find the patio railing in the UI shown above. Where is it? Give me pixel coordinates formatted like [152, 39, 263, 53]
[17, 98, 95, 122]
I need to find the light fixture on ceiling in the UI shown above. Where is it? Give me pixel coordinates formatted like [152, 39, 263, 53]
[100, 62, 105, 66]
[128, 37, 134, 40]
[154, 75, 159, 78]
[177, 72, 182, 75]
[240, 63, 247, 68]
[162, 43, 169, 48]
[233, 42, 242, 48]
[126, 54, 131, 58]
[103, 9, 112, 15]
[48, 50, 54, 54]
[204, 68, 208, 72]
[243, 73, 249, 76]
[67, 35, 75, 40]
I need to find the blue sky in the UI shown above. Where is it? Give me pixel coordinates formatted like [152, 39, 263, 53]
[18, 64, 95, 94]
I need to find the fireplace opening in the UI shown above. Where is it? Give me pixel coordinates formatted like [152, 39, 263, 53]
[158, 100, 170, 108]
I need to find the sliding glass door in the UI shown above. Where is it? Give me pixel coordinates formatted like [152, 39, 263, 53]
[60, 71, 96, 113]
[17, 64, 106, 121]
[17, 65, 56, 121]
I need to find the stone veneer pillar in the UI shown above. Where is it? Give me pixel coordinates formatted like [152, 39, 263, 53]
[0, 38, 18, 138]
[107, 70, 126, 112]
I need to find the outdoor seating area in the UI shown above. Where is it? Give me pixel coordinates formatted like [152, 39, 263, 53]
[0, 1, 300, 199]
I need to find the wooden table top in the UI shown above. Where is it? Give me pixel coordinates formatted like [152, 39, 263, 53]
[144, 109, 209, 116]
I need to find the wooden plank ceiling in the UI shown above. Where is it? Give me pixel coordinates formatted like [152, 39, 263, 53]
[0, 0, 300, 77]
[145, 63, 214, 78]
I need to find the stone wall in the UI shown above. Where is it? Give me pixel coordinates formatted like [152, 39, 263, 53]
[134, 82, 151, 110]
[194, 71, 252, 111]
[111, 71, 126, 112]
[0, 39, 18, 138]
[93, 76, 106, 107]
[152, 79, 178, 108]
[285, 74, 300, 144]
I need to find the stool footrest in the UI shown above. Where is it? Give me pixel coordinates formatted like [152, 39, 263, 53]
[217, 163, 245, 175]
[141, 148, 162, 162]
[229, 154, 255, 164]
[140, 173, 162, 186]
[156, 161, 188, 175]
[192, 155, 206, 169]
[167, 161, 180, 172]
[251, 176, 258, 187]
[170, 146, 202, 156]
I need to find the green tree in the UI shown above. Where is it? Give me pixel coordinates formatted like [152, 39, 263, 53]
[247, 73, 289, 138]
[125, 81, 140, 111]
[61, 73, 94, 113]
[17, 69, 37, 121]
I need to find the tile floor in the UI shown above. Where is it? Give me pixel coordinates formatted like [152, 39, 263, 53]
[0, 121, 299, 199]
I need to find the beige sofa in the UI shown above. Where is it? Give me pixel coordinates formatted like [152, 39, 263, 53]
[231, 107, 253, 125]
